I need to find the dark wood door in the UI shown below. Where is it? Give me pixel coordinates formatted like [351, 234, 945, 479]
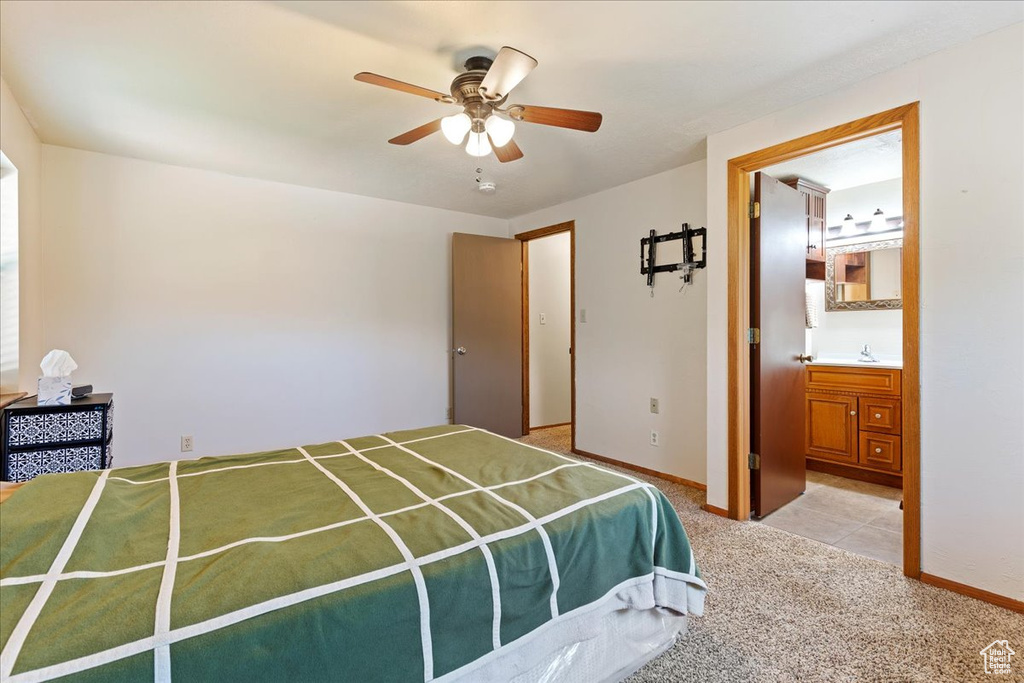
[751, 172, 808, 517]
[452, 233, 523, 438]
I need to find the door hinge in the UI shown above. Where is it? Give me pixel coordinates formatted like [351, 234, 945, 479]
[749, 201, 760, 219]
[746, 327, 760, 344]
[748, 452, 760, 470]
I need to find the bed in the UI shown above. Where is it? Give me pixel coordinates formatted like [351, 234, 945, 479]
[0, 425, 706, 682]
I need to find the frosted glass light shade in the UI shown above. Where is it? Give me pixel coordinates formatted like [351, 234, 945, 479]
[441, 113, 471, 144]
[484, 115, 515, 147]
[870, 208, 886, 232]
[840, 214, 857, 237]
[466, 131, 492, 157]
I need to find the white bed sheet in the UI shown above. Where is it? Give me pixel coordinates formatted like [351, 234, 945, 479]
[444, 576, 693, 683]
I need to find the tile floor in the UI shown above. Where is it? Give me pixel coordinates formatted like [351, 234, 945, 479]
[759, 471, 904, 565]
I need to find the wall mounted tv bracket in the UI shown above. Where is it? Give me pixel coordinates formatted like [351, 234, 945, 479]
[640, 223, 707, 290]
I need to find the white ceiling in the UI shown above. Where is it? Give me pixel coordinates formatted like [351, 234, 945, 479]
[763, 130, 903, 191]
[1, 1, 1020, 219]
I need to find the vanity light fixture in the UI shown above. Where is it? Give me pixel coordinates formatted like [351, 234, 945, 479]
[869, 208, 887, 232]
[840, 214, 857, 237]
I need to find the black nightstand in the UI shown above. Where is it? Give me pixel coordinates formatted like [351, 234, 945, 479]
[1, 394, 114, 482]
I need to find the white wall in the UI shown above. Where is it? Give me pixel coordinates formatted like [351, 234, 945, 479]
[511, 162, 707, 485]
[826, 177, 903, 228]
[806, 281, 902, 359]
[0, 77, 44, 393]
[41, 146, 507, 466]
[706, 24, 1024, 599]
[528, 232, 571, 428]
[809, 177, 905, 358]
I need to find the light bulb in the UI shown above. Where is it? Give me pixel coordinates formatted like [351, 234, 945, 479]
[466, 131, 492, 157]
[870, 208, 886, 232]
[840, 214, 857, 237]
[441, 113, 471, 145]
[484, 115, 515, 147]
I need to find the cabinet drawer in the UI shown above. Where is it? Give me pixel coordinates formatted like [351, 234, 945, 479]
[3, 443, 111, 483]
[6, 408, 105, 447]
[859, 397, 901, 435]
[858, 432, 901, 473]
[806, 365, 901, 396]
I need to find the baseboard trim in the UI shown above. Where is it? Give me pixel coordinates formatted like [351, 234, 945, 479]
[920, 573, 1024, 614]
[571, 448, 707, 491]
[530, 422, 571, 431]
[701, 503, 730, 518]
[806, 457, 902, 489]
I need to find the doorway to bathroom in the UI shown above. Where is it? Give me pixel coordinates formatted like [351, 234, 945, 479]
[724, 104, 920, 575]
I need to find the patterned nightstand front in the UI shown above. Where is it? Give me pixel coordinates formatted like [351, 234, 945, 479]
[1, 394, 114, 482]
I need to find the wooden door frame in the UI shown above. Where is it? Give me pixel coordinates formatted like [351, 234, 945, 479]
[725, 103, 921, 578]
[514, 221, 576, 449]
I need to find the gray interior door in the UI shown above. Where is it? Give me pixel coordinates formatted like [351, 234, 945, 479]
[452, 233, 523, 437]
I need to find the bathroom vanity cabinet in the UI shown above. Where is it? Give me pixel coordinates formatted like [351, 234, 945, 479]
[782, 177, 829, 280]
[805, 364, 902, 486]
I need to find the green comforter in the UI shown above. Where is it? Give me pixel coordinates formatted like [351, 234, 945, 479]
[0, 425, 706, 682]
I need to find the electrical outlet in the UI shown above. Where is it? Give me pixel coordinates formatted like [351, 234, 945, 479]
[539, 313, 547, 325]
[650, 431, 659, 447]
[650, 398, 659, 414]
[181, 435, 194, 452]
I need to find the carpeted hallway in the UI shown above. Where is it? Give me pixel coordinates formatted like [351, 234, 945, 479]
[520, 426, 1024, 682]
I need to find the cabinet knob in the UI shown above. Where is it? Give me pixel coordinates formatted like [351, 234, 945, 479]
[874, 413, 882, 419]
[850, 410, 857, 416]
[875, 447, 883, 454]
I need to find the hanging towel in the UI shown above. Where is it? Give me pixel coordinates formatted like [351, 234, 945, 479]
[805, 289, 819, 329]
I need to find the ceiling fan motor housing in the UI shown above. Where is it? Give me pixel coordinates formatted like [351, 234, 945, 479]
[450, 56, 506, 119]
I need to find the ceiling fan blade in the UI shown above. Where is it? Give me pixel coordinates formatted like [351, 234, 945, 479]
[512, 105, 603, 132]
[354, 72, 448, 101]
[490, 136, 524, 163]
[479, 47, 538, 101]
[388, 119, 443, 145]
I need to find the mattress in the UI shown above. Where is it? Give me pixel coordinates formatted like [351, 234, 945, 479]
[0, 425, 706, 681]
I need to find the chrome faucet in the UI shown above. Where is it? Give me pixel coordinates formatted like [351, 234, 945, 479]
[859, 344, 878, 363]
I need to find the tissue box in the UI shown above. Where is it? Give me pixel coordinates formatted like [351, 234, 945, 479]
[38, 376, 73, 406]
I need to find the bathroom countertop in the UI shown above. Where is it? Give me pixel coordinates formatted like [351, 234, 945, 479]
[809, 357, 903, 370]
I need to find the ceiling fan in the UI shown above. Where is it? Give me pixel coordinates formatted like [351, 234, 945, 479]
[354, 46, 602, 163]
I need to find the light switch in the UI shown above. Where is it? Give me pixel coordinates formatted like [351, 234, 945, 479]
[650, 398, 659, 414]
[539, 313, 547, 325]
[580, 309, 587, 323]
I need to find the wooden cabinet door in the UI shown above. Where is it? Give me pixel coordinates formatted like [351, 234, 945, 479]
[783, 179, 828, 263]
[859, 431, 902, 472]
[806, 392, 858, 464]
[806, 190, 826, 262]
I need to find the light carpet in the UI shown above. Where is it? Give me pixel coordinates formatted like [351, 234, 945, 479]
[520, 426, 1024, 682]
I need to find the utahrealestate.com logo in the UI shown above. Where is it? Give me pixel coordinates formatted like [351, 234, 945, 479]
[980, 640, 1015, 675]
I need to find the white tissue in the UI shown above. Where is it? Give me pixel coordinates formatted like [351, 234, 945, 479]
[40, 349, 78, 377]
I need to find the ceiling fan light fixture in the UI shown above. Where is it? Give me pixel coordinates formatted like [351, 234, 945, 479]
[441, 112, 472, 144]
[485, 115, 515, 147]
[465, 131, 492, 157]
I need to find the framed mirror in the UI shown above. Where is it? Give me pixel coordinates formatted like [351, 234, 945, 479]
[825, 238, 903, 311]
